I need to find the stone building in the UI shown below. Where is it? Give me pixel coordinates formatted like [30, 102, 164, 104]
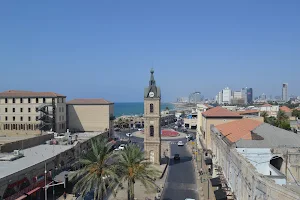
[67, 99, 114, 136]
[210, 119, 300, 200]
[199, 106, 242, 150]
[0, 90, 66, 135]
[143, 69, 161, 165]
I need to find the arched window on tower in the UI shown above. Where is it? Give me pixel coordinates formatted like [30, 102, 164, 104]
[150, 125, 154, 137]
[150, 103, 154, 113]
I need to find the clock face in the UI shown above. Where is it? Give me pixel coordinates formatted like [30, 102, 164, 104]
[149, 92, 154, 97]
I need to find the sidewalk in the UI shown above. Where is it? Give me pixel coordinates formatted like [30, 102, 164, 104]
[187, 141, 216, 200]
[57, 193, 76, 200]
[108, 142, 170, 200]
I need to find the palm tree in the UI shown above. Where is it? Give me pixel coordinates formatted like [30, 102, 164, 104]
[260, 111, 268, 122]
[116, 144, 160, 200]
[70, 138, 118, 200]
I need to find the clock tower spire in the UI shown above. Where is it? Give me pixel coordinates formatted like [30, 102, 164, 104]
[144, 69, 161, 165]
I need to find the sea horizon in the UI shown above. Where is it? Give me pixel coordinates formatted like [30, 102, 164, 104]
[114, 102, 174, 117]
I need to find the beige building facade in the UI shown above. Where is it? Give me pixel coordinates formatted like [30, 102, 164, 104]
[67, 99, 114, 136]
[0, 90, 66, 136]
[144, 69, 161, 165]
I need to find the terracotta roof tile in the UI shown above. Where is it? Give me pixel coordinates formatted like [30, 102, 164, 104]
[215, 118, 263, 143]
[202, 106, 242, 118]
[280, 106, 292, 113]
[67, 98, 113, 105]
[237, 110, 260, 115]
[0, 90, 65, 97]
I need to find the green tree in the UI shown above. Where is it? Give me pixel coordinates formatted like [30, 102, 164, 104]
[292, 109, 300, 118]
[116, 144, 160, 200]
[278, 120, 291, 130]
[277, 110, 289, 122]
[70, 138, 118, 200]
[260, 111, 269, 122]
[266, 116, 278, 126]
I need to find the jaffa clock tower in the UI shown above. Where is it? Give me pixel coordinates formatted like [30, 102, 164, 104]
[144, 69, 161, 165]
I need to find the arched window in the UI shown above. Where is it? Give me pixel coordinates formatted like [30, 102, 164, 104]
[150, 125, 154, 137]
[150, 103, 154, 113]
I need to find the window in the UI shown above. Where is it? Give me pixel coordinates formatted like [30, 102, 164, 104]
[5, 108, 7, 112]
[28, 116, 31, 121]
[13, 98, 15, 103]
[5, 98, 8, 103]
[150, 125, 154, 137]
[62, 107, 64, 112]
[28, 98, 31, 103]
[13, 116, 15, 121]
[5, 116, 8, 121]
[59, 116, 61, 121]
[36, 98, 39, 103]
[59, 107, 61, 112]
[13, 108, 15, 112]
[20, 108, 23, 112]
[28, 108, 31, 112]
[36, 116, 39, 121]
[43, 98, 46, 103]
[20, 98, 23, 103]
[20, 116, 23, 121]
[150, 103, 154, 113]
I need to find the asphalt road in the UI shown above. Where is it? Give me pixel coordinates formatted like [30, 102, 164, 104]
[162, 141, 199, 200]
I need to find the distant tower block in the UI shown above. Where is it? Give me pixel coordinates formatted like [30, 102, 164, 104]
[143, 69, 161, 165]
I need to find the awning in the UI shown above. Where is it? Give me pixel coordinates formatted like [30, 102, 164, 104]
[16, 195, 28, 200]
[53, 171, 69, 182]
[26, 187, 41, 195]
[210, 177, 222, 187]
[214, 189, 227, 200]
[205, 158, 212, 165]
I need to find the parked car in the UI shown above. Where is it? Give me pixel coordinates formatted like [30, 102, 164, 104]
[114, 144, 127, 151]
[177, 141, 184, 146]
[174, 154, 180, 160]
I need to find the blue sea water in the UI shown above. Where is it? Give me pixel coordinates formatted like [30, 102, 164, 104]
[114, 102, 174, 117]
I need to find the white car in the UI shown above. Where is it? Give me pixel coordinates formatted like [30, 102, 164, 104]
[185, 134, 191, 139]
[116, 144, 127, 151]
[126, 133, 132, 137]
[138, 128, 143, 131]
[177, 141, 184, 146]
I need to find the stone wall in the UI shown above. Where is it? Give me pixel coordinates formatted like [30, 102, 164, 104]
[210, 126, 300, 200]
[0, 133, 54, 152]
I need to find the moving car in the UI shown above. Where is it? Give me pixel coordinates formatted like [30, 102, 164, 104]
[174, 154, 180, 160]
[177, 141, 184, 146]
[126, 133, 132, 137]
[185, 134, 191, 139]
[114, 144, 127, 151]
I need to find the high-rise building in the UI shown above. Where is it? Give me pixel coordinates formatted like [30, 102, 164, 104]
[247, 88, 253, 104]
[222, 87, 232, 104]
[217, 91, 223, 104]
[241, 88, 248, 104]
[282, 83, 288, 102]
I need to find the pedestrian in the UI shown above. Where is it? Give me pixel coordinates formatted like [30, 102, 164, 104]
[63, 192, 67, 199]
[200, 168, 203, 175]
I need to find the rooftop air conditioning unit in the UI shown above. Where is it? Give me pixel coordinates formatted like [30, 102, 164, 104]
[13, 150, 24, 156]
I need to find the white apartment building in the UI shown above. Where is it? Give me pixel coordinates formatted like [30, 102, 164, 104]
[233, 91, 242, 99]
[0, 90, 66, 135]
[222, 87, 232, 104]
[217, 91, 223, 104]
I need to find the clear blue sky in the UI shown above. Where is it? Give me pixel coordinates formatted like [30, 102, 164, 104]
[1, 1, 299, 102]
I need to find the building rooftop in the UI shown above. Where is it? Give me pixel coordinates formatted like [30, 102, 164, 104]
[261, 103, 272, 107]
[0, 132, 105, 180]
[67, 98, 113, 105]
[202, 106, 242, 118]
[0, 135, 36, 145]
[0, 144, 73, 179]
[236, 123, 300, 148]
[237, 110, 260, 115]
[0, 90, 65, 98]
[215, 119, 263, 143]
[280, 106, 292, 113]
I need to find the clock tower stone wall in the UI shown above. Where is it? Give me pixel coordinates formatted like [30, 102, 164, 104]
[144, 69, 161, 165]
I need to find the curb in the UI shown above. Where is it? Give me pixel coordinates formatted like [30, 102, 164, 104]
[159, 143, 171, 199]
